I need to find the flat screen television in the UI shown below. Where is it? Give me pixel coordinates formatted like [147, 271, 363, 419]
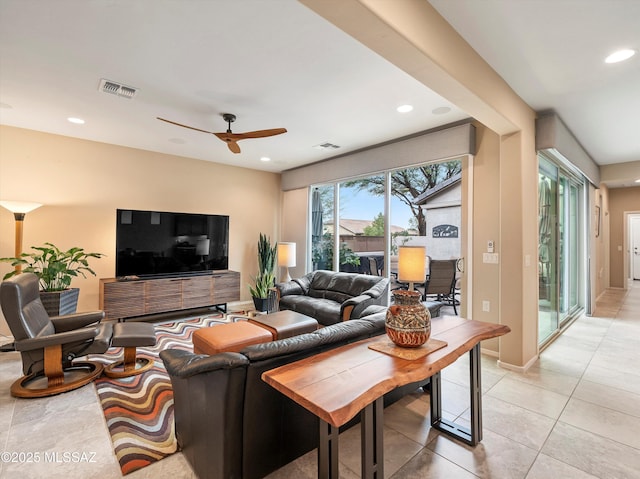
[115, 209, 229, 278]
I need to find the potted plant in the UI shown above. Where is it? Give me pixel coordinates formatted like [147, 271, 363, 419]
[1, 242, 104, 316]
[248, 233, 277, 312]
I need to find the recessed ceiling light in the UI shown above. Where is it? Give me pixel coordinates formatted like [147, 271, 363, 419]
[67, 117, 85, 124]
[635, 178, 640, 183]
[605, 49, 636, 64]
[260, 157, 271, 162]
[432, 106, 451, 115]
[396, 104, 413, 113]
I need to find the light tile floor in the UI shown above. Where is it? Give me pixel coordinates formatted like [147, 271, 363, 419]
[1, 283, 639, 478]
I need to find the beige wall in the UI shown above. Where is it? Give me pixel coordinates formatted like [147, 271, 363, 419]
[594, 186, 610, 298]
[601, 161, 640, 186]
[279, 188, 308, 280]
[0, 125, 281, 334]
[608, 186, 640, 288]
[470, 124, 501, 353]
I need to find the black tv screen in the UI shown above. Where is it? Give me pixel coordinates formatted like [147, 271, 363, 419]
[115, 209, 229, 278]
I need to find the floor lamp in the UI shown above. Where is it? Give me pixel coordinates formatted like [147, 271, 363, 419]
[0, 200, 43, 273]
[277, 242, 296, 282]
[398, 245, 426, 292]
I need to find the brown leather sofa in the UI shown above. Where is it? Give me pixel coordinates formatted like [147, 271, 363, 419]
[274, 270, 389, 325]
[160, 310, 430, 479]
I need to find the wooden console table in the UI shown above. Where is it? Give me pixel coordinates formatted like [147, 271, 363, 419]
[99, 270, 240, 320]
[262, 316, 510, 479]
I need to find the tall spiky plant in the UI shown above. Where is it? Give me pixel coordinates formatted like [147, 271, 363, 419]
[248, 233, 277, 299]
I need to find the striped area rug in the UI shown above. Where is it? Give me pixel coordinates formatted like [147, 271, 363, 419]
[93, 315, 225, 475]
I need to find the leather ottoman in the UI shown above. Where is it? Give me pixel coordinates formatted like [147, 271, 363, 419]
[105, 322, 156, 378]
[249, 310, 318, 339]
[192, 321, 272, 355]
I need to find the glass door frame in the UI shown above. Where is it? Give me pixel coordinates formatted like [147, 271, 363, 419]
[537, 153, 586, 347]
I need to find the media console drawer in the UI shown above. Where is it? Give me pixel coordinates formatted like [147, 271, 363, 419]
[100, 271, 240, 320]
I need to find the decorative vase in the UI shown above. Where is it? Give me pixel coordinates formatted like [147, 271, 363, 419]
[39, 288, 80, 317]
[385, 290, 431, 348]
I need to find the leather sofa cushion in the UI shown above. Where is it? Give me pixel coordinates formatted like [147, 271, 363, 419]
[278, 295, 341, 326]
[242, 313, 387, 362]
[307, 271, 384, 304]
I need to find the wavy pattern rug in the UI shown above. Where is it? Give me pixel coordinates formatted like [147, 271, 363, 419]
[92, 315, 224, 475]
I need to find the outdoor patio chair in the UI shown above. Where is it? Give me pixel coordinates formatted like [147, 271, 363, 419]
[421, 258, 458, 314]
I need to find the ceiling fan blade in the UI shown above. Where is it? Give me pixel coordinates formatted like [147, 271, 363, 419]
[157, 117, 215, 134]
[227, 141, 241, 154]
[213, 132, 242, 154]
[233, 128, 287, 140]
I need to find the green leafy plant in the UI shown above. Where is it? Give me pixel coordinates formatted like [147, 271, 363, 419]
[1, 242, 104, 291]
[248, 233, 277, 299]
[312, 233, 361, 269]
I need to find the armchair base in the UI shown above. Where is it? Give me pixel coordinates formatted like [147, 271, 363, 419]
[10, 361, 104, 398]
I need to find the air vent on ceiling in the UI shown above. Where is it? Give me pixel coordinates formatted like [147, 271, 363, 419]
[313, 142, 341, 150]
[98, 78, 138, 99]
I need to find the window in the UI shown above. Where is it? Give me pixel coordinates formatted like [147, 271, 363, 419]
[310, 159, 463, 306]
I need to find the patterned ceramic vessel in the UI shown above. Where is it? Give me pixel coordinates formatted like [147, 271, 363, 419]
[385, 290, 431, 348]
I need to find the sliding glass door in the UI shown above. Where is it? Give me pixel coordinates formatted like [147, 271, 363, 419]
[538, 155, 584, 345]
[538, 158, 558, 343]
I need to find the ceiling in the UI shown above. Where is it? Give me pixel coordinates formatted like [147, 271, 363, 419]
[1, 0, 638, 177]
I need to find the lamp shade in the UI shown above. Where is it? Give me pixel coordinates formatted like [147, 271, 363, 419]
[277, 242, 296, 267]
[398, 246, 426, 283]
[0, 200, 42, 214]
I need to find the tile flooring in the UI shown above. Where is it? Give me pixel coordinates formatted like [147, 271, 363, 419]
[1, 283, 639, 478]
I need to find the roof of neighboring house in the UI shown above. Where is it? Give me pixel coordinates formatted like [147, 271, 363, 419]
[324, 219, 408, 235]
[413, 173, 462, 205]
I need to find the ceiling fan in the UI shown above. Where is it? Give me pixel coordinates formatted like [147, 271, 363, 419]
[157, 113, 287, 154]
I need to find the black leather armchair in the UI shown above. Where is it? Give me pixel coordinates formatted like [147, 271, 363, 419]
[0, 273, 113, 398]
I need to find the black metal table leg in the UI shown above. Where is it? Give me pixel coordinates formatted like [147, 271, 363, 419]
[430, 343, 482, 446]
[318, 420, 339, 478]
[469, 342, 483, 444]
[361, 397, 384, 479]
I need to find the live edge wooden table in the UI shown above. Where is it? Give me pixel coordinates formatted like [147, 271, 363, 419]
[262, 316, 510, 479]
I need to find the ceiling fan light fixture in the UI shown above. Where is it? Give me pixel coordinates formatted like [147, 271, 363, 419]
[604, 49, 636, 64]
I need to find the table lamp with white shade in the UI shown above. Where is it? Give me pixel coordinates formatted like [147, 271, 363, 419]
[0, 200, 43, 273]
[277, 242, 296, 282]
[398, 245, 426, 291]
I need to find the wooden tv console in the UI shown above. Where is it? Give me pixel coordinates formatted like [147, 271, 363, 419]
[99, 270, 240, 321]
